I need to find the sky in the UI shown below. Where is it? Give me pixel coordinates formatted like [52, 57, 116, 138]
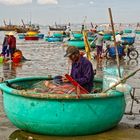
[0, 0, 140, 25]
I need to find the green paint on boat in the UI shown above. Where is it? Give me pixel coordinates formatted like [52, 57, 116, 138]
[124, 29, 132, 34]
[0, 77, 130, 136]
[67, 39, 85, 49]
[67, 38, 95, 49]
[103, 34, 112, 41]
[135, 30, 140, 34]
[73, 33, 83, 39]
[53, 33, 62, 37]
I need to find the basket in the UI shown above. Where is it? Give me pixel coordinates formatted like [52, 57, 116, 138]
[108, 46, 123, 57]
[121, 37, 135, 45]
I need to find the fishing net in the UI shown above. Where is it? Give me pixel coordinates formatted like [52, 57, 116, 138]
[9, 78, 77, 95]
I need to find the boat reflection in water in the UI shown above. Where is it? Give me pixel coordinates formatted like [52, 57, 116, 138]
[9, 126, 140, 140]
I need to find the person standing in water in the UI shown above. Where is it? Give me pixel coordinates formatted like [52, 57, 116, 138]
[8, 32, 16, 60]
[1, 32, 9, 58]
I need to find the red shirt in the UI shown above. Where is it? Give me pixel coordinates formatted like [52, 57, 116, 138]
[8, 36, 16, 48]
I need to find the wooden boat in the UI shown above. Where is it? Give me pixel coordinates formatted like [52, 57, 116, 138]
[49, 25, 67, 31]
[0, 76, 130, 136]
[0, 25, 40, 33]
[15, 28, 40, 34]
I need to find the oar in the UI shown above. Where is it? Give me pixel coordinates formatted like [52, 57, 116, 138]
[65, 74, 89, 95]
[102, 68, 140, 93]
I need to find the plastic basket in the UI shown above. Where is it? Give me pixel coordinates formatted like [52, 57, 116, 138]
[108, 46, 123, 57]
[121, 37, 135, 45]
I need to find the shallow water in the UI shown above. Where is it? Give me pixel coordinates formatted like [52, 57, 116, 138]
[0, 30, 140, 140]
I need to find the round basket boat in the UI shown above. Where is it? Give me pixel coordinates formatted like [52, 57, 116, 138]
[0, 77, 128, 136]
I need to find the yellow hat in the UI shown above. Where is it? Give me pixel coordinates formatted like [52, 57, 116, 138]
[98, 31, 104, 35]
[9, 31, 14, 36]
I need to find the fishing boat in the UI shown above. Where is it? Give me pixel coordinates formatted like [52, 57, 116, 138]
[46, 33, 63, 42]
[0, 24, 40, 33]
[24, 36, 39, 41]
[135, 30, 140, 34]
[67, 37, 95, 49]
[18, 34, 25, 39]
[49, 25, 67, 31]
[123, 29, 132, 34]
[103, 34, 112, 41]
[0, 76, 131, 136]
[38, 34, 44, 39]
[24, 31, 39, 41]
[67, 39, 85, 49]
[72, 33, 83, 39]
[47, 37, 63, 42]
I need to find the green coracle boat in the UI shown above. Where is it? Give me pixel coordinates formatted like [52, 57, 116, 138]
[135, 30, 140, 34]
[103, 34, 112, 41]
[67, 39, 85, 49]
[72, 33, 83, 39]
[124, 29, 132, 34]
[0, 76, 130, 136]
[67, 37, 95, 49]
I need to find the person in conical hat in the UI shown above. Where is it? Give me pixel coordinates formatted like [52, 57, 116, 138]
[8, 31, 16, 60]
[1, 32, 9, 58]
[8, 31, 15, 36]
[93, 31, 104, 60]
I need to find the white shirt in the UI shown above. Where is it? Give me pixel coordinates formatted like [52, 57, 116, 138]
[115, 34, 122, 42]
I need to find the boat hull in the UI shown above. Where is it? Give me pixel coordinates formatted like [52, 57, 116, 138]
[47, 37, 63, 42]
[24, 36, 39, 41]
[67, 39, 95, 49]
[0, 77, 126, 136]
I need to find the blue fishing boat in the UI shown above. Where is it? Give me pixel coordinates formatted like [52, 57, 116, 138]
[38, 34, 44, 39]
[18, 34, 25, 39]
[47, 37, 63, 42]
[0, 76, 131, 136]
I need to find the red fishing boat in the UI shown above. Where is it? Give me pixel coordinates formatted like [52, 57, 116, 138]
[24, 36, 39, 41]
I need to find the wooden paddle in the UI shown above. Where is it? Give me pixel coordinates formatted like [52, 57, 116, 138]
[65, 74, 89, 95]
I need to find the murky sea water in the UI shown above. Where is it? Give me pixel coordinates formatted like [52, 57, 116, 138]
[0, 30, 140, 140]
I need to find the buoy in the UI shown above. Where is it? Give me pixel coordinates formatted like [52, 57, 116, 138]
[12, 57, 21, 63]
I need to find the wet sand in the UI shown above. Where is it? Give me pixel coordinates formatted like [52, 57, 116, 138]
[0, 33, 140, 139]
